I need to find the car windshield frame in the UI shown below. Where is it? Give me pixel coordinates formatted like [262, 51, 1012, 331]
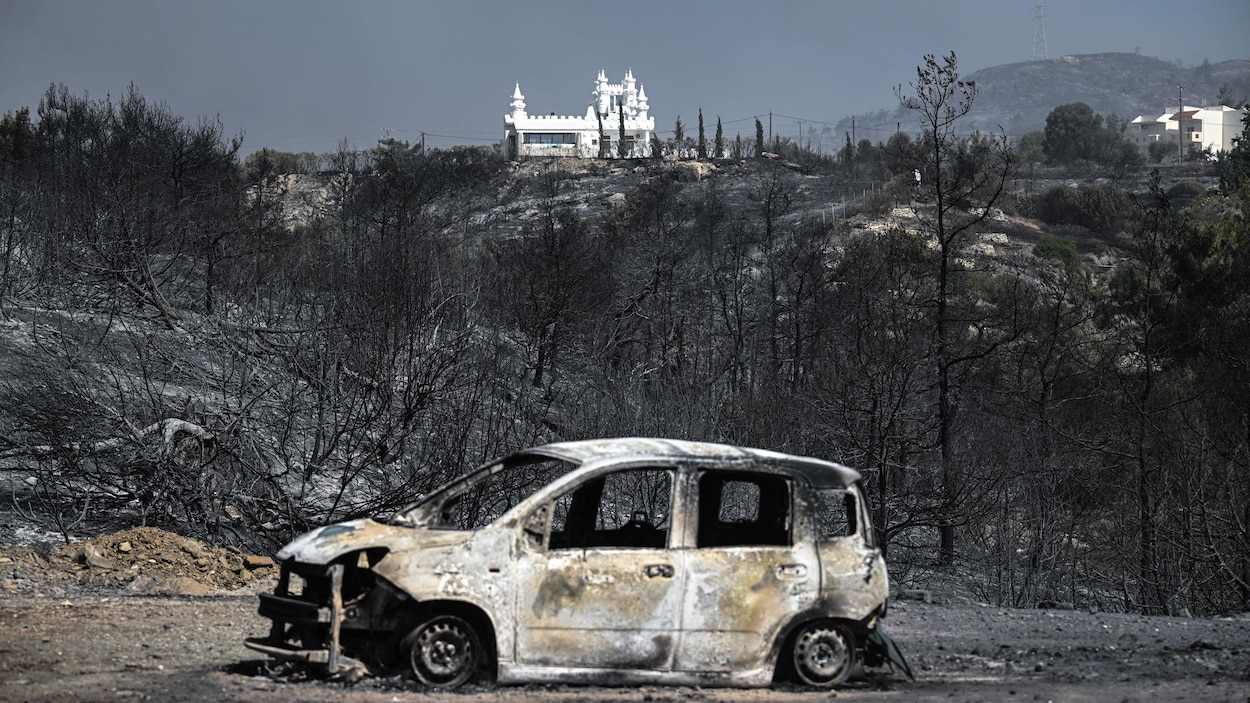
[390, 453, 581, 529]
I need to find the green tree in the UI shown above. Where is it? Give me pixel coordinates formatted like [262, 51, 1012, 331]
[855, 138, 878, 172]
[1016, 130, 1045, 164]
[697, 109, 707, 159]
[1032, 235, 1081, 270]
[839, 132, 855, 170]
[1043, 102, 1143, 174]
[884, 130, 914, 175]
[618, 107, 627, 159]
[1043, 102, 1101, 164]
[673, 115, 685, 157]
[1219, 110, 1250, 194]
[1216, 83, 1246, 109]
[754, 118, 765, 158]
[597, 110, 608, 158]
[1147, 139, 1172, 164]
[714, 116, 725, 158]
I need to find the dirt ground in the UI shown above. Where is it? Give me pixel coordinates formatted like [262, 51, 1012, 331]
[1, 528, 1248, 702]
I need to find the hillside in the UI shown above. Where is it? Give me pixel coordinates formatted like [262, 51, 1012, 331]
[838, 52, 1250, 139]
[2, 82, 1248, 624]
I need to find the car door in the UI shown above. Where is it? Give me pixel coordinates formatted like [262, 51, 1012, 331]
[673, 468, 820, 673]
[513, 465, 682, 670]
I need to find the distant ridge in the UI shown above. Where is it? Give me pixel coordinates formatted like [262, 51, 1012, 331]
[834, 52, 1250, 143]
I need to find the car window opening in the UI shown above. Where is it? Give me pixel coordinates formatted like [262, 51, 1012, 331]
[813, 488, 858, 539]
[697, 471, 791, 548]
[549, 468, 673, 550]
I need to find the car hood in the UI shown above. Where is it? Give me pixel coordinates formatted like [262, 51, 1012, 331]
[276, 518, 474, 565]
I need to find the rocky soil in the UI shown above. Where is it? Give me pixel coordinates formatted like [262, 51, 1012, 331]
[1, 527, 1248, 702]
[0, 526, 278, 596]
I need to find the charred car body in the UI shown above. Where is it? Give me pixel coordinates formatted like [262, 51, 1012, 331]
[245, 438, 910, 688]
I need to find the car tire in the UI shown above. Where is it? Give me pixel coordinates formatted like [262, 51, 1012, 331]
[403, 614, 482, 688]
[791, 621, 857, 687]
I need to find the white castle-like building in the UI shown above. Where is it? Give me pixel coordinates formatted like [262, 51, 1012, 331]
[503, 69, 655, 159]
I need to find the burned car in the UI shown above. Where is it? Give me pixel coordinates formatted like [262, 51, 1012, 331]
[245, 438, 910, 688]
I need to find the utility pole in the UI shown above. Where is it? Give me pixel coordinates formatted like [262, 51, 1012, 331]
[768, 112, 772, 147]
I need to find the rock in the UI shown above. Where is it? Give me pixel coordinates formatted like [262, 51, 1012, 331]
[70, 544, 102, 564]
[666, 160, 717, 181]
[243, 555, 275, 570]
[86, 554, 117, 570]
[180, 540, 203, 557]
[898, 589, 933, 603]
[164, 577, 212, 596]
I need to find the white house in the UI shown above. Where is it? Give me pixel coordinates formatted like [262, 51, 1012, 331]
[1130, 104, 1247, 156]
[503, 69, 655, 160]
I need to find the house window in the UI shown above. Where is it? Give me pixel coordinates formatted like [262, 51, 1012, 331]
[524, 133, 575, 145]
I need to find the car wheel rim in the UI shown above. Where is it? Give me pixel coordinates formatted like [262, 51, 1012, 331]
[410, 617, 478, 686]
[794, 625, 853, 686]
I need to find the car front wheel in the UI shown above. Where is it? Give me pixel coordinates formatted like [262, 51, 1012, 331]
[404, 614, 482, 688]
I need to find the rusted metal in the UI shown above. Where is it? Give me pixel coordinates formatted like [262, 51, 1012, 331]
[245, 438, 905, 688]
[327, 564, 343, 672]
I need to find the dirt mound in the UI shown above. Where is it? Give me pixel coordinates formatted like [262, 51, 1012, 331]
[0, 526, 277, 596]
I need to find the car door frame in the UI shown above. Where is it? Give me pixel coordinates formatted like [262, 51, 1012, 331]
[510, 458, 688, 673]
[670, 463, 822, 675]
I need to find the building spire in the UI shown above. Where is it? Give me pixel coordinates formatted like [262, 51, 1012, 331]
[510, 83, 526, 117]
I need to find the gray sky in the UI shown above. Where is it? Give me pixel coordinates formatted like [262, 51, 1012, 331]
[3, 0, 1246, 156]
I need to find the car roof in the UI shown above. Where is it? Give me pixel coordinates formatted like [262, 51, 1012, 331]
[516, 437, 861, 489]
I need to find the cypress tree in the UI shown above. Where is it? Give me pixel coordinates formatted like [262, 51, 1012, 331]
[697, 109, 707, 159]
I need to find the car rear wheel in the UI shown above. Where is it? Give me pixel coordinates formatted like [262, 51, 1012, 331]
[791, 621, 857, 687]
[404, 614, 482, 688]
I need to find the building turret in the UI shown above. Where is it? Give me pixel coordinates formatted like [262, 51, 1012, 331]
[594, 69, 611, 117]
[510, 83, 527, 118]
[623, 69, 638, 115]
[636, 85, 649, 120]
